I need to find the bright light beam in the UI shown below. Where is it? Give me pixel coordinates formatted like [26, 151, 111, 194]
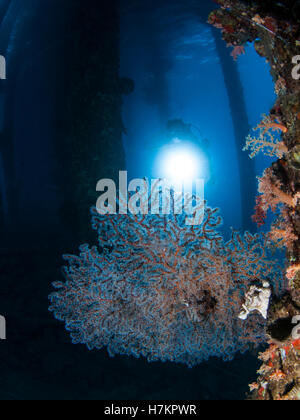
[155, 143, 205, 188]
[165, 149, 198, 183]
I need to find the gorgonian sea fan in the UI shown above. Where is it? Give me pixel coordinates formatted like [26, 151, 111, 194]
[49, 204, 282, 366]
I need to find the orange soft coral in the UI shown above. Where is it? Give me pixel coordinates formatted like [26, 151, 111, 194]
[269, 370, 286, 382]
[230, 45, 245, 61]
[286, 264, 300, 281]
[244, 114, 288, 159]
[257, 115, 287, 135]
[268, 208, 297, 251]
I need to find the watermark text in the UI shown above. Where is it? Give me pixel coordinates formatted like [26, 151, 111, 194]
[292, 55, 300, 80]
[96, 171, 205, 226]
[0, 315, 6, 340]
[0, 55, 6, 80]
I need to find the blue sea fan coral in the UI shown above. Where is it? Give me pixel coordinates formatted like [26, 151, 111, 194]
[49, 204, 282, 366]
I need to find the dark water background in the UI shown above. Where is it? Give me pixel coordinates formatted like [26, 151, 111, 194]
[0, 0, 279, 400]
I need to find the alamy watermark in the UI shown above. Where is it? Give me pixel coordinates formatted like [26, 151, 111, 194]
[292, 55, 300, 80]
[292, 315, 300, 339]
[0, 55, 6, 80]
[96, 171, 205, 226]
[0, 315, 6, 340]
[0, 57, 6, 341]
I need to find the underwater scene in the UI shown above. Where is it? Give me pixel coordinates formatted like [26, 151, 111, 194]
[0, 0, 300, 403]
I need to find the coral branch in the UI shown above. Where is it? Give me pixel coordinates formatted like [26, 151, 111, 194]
[244, 115, 288, 159]
[49, 203, 283, 366]
[257, 168, 297, 213]
[286, 264, 300, 281]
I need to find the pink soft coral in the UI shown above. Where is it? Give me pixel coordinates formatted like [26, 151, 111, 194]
[230, 45, 245, 61]
[286, 264, 300, 281]
[268, 208, 297, 251]
[244, 115, 288, 159]
[257, 168, 298, 212]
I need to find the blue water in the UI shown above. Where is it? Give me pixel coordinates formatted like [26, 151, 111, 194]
[120, 1, 276, 233]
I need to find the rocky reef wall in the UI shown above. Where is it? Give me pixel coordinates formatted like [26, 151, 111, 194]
[209, 0, 300, 400]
